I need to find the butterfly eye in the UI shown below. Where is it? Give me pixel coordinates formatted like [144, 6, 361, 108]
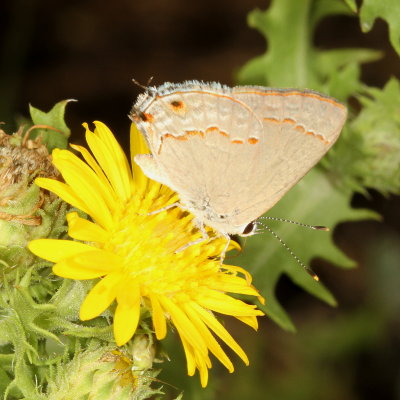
[218, 214, 227, 220]
[241, 221, 257, 236]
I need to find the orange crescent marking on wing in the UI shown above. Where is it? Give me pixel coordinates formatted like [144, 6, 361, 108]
[163, 127, 229, 141]
[158, 132, 190, 154]
[186, 130, 204, 137]
[164, 133, 188, 141]
[306, 131, 330, 144]
[263, 117, 280, 124]
[264, 117, 330, 144]
[205, 126, 229, 137]
[205, 126, 218, 134]
[282, 118, 296, 124]
[160, 127, 229, 145]
[159, 127, 260, 151]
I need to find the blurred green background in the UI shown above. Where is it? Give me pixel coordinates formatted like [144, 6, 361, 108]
[1, 0, 399, 399]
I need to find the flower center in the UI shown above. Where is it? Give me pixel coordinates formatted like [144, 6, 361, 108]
[103, 185, 221, 297]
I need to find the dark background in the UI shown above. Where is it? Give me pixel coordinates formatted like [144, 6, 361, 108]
[1, 0, 399, 399]
[2, 0, 399, 141]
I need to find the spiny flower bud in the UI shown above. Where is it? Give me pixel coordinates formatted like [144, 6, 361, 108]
[0, 125, 63, 277]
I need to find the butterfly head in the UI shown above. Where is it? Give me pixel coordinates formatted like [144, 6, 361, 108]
[185, 196, 258, 237]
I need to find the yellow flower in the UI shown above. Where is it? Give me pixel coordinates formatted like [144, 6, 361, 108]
[29, 121, 264, 387]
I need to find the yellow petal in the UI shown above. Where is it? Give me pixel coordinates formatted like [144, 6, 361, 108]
[199, 367, 209, 388]
[158, 295, 208, 358]
[235, 315, 259, 330]
[29, 239, 95, 262]
[67, 212, 109, 243]
[193, 348, 210, 388]
[94, 121, 131, 174]
[34, 178, 91, 215]
[223, 264, 253, 284]
[191, 302, 249, 366]
[197, 290, 263, 317]
[70, 250, 123, 274]
[180, 336, 211, 386]
[53, 249, 123, 279]
[70, 143, 115, 195]
[180, 337, 196, 376]
[52, 148, 114, 207]
[209, 274, 261, 296]
[114, 281, 141, 345]
[149, 294, 167, 340]
[53, 260, 107, 280]
[83, 122, 133, 202]
[227, 240, 241, 252]
[183, 303, 233, 372]
[130, 123, 149, 193]
[51, 149, 114, 229]
[80, 273, 122, 320]
[87, 130, 131, 202]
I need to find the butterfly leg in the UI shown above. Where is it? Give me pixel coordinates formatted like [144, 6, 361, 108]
[176, 229, 231, 266]
[175, 221, 210, 253]
[147, 201, 184, 216]
[219, 233, 231, 263]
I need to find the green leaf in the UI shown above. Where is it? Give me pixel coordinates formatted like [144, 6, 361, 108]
[328, 77, 400, 195]
[310, 0, 355, 25]
[344, 0, 357, 13]
[359, 0, 400, 55]
[29, 99, 75, 152]
[237, 0, 381, 100]
[235, 168, 378, 331]
[315, 49, 382, 80]
[324, 62, 362, 101]
[235, 0, 396, 331]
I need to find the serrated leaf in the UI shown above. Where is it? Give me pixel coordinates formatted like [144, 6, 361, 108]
[344, 0, 357, 13]
[310, 0, 355, 25]
[359, 0, 400, 55]
[235, 168, 378, 331]
[315, 49, 382, 78]
[237, 0, 381, 100]
[29, 99, 75, 152]
[324, 62, 362, 100]
[328, 77, 400, 195]
[353, 79, 400, 194]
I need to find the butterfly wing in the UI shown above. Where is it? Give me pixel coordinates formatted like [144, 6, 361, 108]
[232, 86, 346, 143]
[132, 82, 263, 154]
[133, 82, 347, 233]
[223, 87, 347, 226]
[134, 85, 265, 215]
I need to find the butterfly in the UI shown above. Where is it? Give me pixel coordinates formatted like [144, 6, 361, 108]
[130, 81, 347, 242]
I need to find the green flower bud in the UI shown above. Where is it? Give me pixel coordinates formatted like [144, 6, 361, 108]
[0, 126, 63, 277]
